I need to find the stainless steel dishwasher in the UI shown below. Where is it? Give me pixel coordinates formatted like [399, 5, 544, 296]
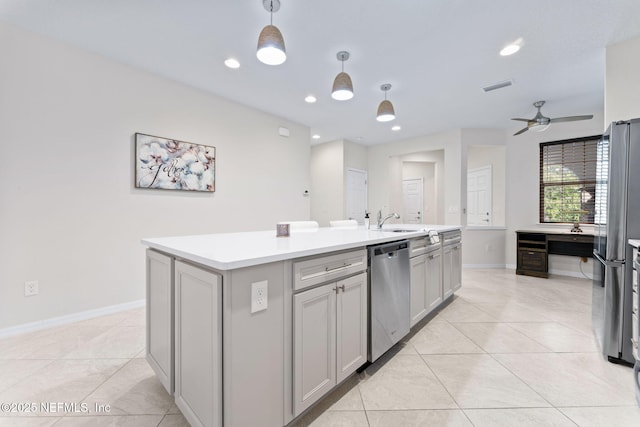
[368, 240, 410, 362]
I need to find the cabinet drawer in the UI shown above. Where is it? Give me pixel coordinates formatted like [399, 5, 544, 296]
[410, 238, 428, 257]
[518, 249, 547, 271]
[294, 249, 367, 291]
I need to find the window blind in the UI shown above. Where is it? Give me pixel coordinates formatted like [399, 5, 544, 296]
[539, 135, 600, 224]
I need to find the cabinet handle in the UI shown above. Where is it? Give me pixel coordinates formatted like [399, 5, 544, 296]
[325, 263, 352, 273]
[528, 251, 535, 255]
[339, 284, 345, 292]
[453, 246, 459, 251]
[428, 255, 434, 260]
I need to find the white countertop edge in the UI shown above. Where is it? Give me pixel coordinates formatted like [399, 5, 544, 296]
[629, 239, 640, 248]
[142, 225, 461, 270]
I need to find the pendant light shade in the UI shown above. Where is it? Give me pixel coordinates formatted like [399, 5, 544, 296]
[257, 0, 286, 66]
[376, 84, 395, 122]
[331, 51, 354, 101]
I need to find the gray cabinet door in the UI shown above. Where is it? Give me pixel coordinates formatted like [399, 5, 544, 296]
[410, 255, 428, 327]
[336, 273, 368, 383]
[175, 261, 222, 427]
[145, 249, 174, 395]
[293, 283, 336, 415]
[452, 243, 462, 292]
[426, 251, 443, 312]
[443, 245, 454, 300]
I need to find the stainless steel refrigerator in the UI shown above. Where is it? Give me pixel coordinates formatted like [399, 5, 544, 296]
[593, 118, 640, 366]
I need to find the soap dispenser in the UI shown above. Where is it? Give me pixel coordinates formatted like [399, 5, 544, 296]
[364, 212, 370, 229]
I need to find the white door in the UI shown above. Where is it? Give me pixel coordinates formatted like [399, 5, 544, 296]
[402, 178, 423, 224]
[467, 166, 492, 226]
[345, 168, 367, 224]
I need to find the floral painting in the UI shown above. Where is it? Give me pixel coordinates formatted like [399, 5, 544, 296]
[135, 133, 215, 192]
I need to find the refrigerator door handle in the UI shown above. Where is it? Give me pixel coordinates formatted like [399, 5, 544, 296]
[593, 250, 625, 267]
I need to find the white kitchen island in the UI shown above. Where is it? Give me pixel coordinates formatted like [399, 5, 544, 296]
[142, 224, 460, 427]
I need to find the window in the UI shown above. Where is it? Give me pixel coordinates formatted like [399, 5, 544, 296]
[539, 135, 600, 224]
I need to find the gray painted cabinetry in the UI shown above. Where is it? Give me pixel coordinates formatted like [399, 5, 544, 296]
[174, 260, 222, 427]
[409, 238, 444, 327]
[292, 250, 368, 416]
[145, 249, 174, 395]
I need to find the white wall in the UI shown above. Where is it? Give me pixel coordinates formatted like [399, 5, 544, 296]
[368, 130, 461, 226]
[504, 112, 605, 276]
[310, 140, 344, 226]
[310, 139, 368, 226]
[402, 161, 437, 224]
[605, 34, 640, 124]
[0, 23, 310, 329]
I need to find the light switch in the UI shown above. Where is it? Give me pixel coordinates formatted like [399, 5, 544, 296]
[251, 280, 268, 313]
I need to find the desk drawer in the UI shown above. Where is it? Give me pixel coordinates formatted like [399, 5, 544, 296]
[293, 249, 367, 291]
[518, 249, 547, 271]
[547, 234, 593, 244]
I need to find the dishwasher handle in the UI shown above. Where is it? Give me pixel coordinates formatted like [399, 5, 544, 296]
[372, 241, 408, 256]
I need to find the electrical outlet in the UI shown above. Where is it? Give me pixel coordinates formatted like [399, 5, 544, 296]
[25, 280, 39, 297]
[251, 280, 268, 314]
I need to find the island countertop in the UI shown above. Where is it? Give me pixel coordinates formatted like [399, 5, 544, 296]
[142, 224, 460, 270]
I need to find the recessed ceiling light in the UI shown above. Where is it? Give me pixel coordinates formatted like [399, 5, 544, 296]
[305, 95, 317, 103]
[500, 45, 520, 56]
[500, 38, 523, 56]
[224, 58, 240, 69]
[391, 125, 401, 131]
[312, 134, 320, 140]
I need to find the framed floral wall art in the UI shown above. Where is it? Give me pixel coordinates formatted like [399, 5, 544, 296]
[135, 133, 215, 192]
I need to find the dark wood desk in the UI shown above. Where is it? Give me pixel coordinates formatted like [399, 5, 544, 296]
[516, 230, 594, 278]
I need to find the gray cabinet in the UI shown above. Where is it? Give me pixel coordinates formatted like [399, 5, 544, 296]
[410, 254, 428, 326]
[410, 247, 443, 327]
[426, 250, 443, 311]
[145, 249, 174, 395]
[442, 231, 462, 300]
[293, 272, 367, 416]
[174, 260, 222, 427]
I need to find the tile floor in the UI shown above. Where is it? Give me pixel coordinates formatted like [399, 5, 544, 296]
[0, 269, 638, 426]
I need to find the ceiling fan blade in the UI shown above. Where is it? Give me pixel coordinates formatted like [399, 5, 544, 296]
[513, 127, 529, 136]
[511, 118, 531, 122]
[549, 114, 594, 123]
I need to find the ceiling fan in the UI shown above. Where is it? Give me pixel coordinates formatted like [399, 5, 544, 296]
[511, 100, 593, 136]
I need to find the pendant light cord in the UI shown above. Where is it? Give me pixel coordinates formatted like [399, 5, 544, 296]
[270, 0, 273, 25]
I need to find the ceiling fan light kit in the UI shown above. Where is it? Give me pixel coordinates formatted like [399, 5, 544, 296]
[331, 51, 354, 101]
[511, 100, 594, 136]
[376, 84, 396, 122]
[256, 0, 287, 66]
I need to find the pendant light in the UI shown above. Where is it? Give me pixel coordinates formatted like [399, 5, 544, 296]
[331, 51, 354, 101]
[376, 84, 395, 122]
[257, 0, 286, 66]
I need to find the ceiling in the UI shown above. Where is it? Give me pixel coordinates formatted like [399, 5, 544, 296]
[1, 0, 640, 145]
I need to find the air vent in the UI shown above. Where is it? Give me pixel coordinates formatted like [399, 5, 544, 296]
[482, 79, 513, 93]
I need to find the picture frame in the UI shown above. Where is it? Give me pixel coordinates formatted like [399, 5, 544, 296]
[135, 133, 216, 192]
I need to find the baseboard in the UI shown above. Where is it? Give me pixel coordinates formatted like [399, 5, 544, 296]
[463, 264, 507, 269]
[504, 264, 591, 279]
[549, 269, 593, 280]
[0, 299, 145, 339]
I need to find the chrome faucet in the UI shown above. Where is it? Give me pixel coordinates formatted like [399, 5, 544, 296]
[377, 210, 400, 229]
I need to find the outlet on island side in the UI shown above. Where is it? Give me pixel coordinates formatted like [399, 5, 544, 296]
[251, 280, 268, 314]
[25, 280, 39, 297]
